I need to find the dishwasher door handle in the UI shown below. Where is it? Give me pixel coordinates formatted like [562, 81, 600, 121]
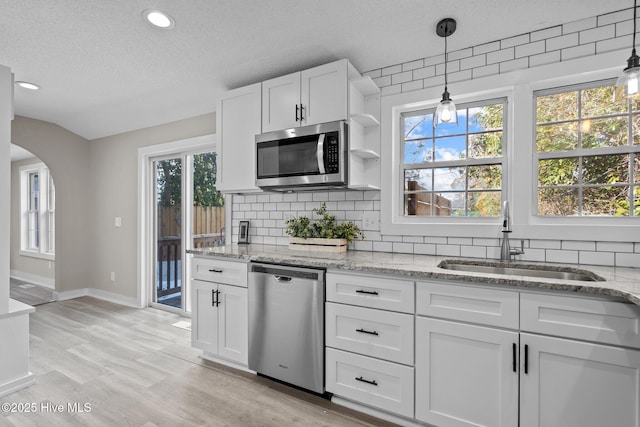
[274, 275, 293, 282]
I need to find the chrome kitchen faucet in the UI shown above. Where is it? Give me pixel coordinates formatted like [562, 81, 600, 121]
[500, 201, 525, 261]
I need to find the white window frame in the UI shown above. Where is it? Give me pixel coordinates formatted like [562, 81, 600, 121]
[381, 50, 639, 242]
[19, 162, 55, 260]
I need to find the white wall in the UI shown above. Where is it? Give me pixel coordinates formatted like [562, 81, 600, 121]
[10, 157, 56, 287]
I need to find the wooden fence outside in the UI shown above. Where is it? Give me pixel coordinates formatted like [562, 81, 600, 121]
[158, 206, 224, 237]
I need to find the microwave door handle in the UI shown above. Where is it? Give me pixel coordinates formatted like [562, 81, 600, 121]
[316, 134, 326, 174]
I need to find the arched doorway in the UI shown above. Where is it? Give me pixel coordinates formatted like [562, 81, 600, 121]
[9, 143, 55, 305]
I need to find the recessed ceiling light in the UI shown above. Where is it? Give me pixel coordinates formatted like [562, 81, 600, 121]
[15, 81, 40, 90]
[143, 9, 175, 29]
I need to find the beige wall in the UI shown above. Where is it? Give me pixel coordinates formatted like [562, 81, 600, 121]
[89, 113, 215, 299]
[11, 113, 215, 301]
[10, 157, 56, 285]
[12, 116, 92, 293]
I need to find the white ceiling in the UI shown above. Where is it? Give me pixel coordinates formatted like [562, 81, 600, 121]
[0, 0, 632, 140]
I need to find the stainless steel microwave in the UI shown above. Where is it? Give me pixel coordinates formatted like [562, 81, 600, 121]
[255, 120, 348, 190]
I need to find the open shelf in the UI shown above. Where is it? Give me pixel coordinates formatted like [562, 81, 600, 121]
[350, 148, 380, 159]
[348, 183, 381, 191]
[350, 113, 380, 127]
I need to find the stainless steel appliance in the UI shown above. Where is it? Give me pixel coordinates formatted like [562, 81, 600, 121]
[248, 263, 325, 394]
[255, 120, 348, 190]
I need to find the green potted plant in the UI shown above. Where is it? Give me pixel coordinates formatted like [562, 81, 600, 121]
[285, 203, 364, 252]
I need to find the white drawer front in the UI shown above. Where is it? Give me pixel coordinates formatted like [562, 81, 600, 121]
[521, 293, 640, 349]
[326, 303, 414, 365]
[326, 272, 414, 313]
[417, 281, 519, 329]
[192, 257, 248, 287]
[326, 348, 414, 418]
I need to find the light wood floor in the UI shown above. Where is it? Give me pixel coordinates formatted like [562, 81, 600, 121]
[0, 297, 397, 427]
[9, 278, 55, 306]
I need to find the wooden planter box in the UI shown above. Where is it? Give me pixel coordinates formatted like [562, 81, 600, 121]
[288, 237, 347, 253]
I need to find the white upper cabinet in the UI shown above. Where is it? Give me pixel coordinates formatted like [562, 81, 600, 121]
[216, 82, 262, 193]
[262, 59, 353, 132]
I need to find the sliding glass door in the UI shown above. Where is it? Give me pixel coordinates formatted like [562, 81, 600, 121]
[151, 150, 224, 314]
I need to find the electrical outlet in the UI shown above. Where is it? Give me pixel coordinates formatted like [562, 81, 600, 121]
[110, 272, 116, 282]
[362, 211, 379, 230]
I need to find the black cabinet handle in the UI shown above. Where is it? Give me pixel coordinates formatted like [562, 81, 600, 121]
[211, 289, 216, 307]
[215, 290, 221, 307]
[355, 289, 379, 296]
[356, 328, 379, 336]
[512, 343, 517, 373]
[524, 344, 529, 374]
[295, 104, 299, 122]
[299, 104, 305, 121]
[208, 269, 223, 273]
[355, 376, 378, 386]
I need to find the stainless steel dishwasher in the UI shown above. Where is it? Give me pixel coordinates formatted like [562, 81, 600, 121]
[248, 263, 325, 394]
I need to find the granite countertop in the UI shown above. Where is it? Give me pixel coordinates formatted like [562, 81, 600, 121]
[188, 244, 640, 306]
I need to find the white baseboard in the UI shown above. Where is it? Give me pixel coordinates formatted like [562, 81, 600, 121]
[55, 288, 140, 308]
[10, 270, 55, 289]
[0, 373, 35, 398]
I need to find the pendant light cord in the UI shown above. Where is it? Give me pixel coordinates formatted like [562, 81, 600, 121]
[443, 21, 449, 91]
[634, 0, 638, 56]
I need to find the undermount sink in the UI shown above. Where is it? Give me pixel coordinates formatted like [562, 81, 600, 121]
[438, 260, 605, 282]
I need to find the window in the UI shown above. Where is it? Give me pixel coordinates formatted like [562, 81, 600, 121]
[401, 98, 506, 217]
[20, 163, 55, 258]
[535, 80, 640, 217]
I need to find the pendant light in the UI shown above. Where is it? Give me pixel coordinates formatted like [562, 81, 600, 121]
[435, 18, 458, 127]
[616, 0, 640, 99]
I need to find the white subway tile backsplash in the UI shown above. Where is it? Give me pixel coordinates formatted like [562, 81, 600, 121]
[414, 243, 437, 255]
[519, 248, 546, 263]
[546, 249, 579, 264]
[615, 19, 635, 36]
[423, 75, 446, 90]
[373, 241, 393, 252]
[392, 70, 413, 85]
[487, 47, 515, 64]
[403, 59, 424, 71]
[346, 192, 365, 201]
[546, 33, 579, 51]
[373, 75, 391, 88]
[448, 47, 473, 61]
[269, 193, 284, 203]
[562, 241, 596, 251]
[597, 35, 632, 54]
[530, 240, 562, 250]
[461, 245, 486, 259]
[615, 252, 640, 268]
[382, 235, 403, 242]
[530, 26, 562, 42]
[529, 50, 561, 67]
[460, 54, 487, 70]
[382, 64, 402, 76]
[437, 245, 461, 257]
[363, 69, 382, 79]
[579, 24, 615, 44]
[402, 80, 424, 93]
[561, 43, 596, 60]
[393, 243, 414, 254]
[425, 236, 448, 244]
[449, 237, 473, 245]
[580, 251, 615, 266]
[599, 9, 632, 26]
[500, 57, 529, 73]
[402, 236, 425, 243]
[501, 34, 530, 48]
[381, 85, 402, 96]
[413, 66, 436, 80]
[563, 17, 597, 34]
[473, 41, 501, 55]
[515, 40, 546, 58]
[424, 54, 444, 67]
[472, 63, 500, 79]
[597, 242, 635, 253]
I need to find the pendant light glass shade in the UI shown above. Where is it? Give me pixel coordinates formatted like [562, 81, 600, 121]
[435, 18, 457, 128]
[616, 0, 640, 99]
[435, 89, 458, 126]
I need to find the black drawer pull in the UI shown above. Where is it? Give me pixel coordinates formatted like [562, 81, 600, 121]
[356, 328, 379, 336]
[355, 376, 378, 386]
[524, 344, 529, 374]
[355, 289, 379, 296]
[208, 269, 223, 273]
[512, 343, 517, 373]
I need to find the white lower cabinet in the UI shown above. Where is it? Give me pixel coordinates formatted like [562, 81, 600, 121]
[415, 317, 519, 427]
[326, 348, 414, 418]
[191, 279, 248, 365]
[520, 333, 640, 427]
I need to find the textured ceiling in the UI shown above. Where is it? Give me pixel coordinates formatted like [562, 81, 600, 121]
[0, 0, 632, 140]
